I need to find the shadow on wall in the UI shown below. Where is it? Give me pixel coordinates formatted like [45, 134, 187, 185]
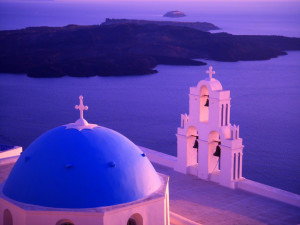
[127, 213, 143, 225]
[3, 209, 13, 225]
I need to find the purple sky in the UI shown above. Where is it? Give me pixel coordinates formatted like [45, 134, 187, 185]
[58, 0, 295, 1]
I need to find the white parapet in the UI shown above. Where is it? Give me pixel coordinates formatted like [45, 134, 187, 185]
[139, 146, 177, 168]
[140, 145, 300, 209]
[237, 179, 300, 208]
[0, 145, 22, 165]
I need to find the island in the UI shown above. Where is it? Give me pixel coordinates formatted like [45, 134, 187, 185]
[103, 18, 219, 32]
[0, 20, 299, 78]
[163, 11, 186, 18]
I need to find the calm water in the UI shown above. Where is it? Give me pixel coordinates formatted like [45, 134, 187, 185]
[0, 1, 300, 37]
[0, 1, 300, 194]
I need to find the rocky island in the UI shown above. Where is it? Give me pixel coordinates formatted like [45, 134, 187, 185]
[0, 19, 299, 77]
[163, 11, 186, 18]
[103, 18, 219, 32]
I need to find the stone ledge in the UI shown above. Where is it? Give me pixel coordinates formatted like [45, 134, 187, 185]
[237, 179, 300, 208]
[141, 145, 300, 208]
[0, 146, 22, 160]
[139, 146, 176, 168]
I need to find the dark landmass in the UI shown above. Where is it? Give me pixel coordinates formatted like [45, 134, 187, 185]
[164, 11, 186, 18]
[0, 20, 299, 78]
[103, 18, 219, 32]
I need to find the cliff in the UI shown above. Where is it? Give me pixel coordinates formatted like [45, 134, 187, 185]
[0, 21, 299, 77]
[102, 18, 219, 32]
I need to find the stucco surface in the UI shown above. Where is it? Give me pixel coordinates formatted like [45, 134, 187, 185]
[154, 163, 300, 225]
[0, 162, 14, 184]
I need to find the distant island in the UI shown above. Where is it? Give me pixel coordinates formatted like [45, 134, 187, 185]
[103, 19, 219, 32]
[0, 19, 299, 78]
[163, 11, 186, 18]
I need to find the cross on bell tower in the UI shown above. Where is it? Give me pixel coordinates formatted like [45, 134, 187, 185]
[75, 95, 88, 120]
[206, 66, 215, 80]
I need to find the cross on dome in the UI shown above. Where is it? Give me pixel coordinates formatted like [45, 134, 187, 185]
[75, 95, 88, 120]
[206, 66, 216, 79]
[65, 95, 98, 131]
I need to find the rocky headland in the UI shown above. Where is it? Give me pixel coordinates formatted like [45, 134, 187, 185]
[0, 19, 299, 78]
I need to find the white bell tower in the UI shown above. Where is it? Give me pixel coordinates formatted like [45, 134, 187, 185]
[175, 66, 244, 189]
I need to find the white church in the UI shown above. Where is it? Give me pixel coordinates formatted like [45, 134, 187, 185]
[175, 66, 244, 189]
[0, 67, 298, 225]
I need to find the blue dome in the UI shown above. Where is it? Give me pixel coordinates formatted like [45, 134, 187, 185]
[3, 126, 162, 208]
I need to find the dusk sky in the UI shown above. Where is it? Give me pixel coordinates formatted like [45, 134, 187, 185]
[58, 0, 297, 1]
[54, 0, 296, 1]
[5, 0, 299, 1]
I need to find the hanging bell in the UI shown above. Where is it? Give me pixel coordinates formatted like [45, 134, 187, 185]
[204, 98, 209, 107]
[213, 145, 221, 157]
[193, 139, 198, 149]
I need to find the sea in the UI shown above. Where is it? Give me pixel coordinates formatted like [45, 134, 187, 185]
[0, 0, 299, 194]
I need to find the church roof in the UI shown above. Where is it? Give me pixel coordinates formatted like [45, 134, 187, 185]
[2, 96, 162, 208]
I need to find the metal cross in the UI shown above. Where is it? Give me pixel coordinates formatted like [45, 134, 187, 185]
[75, 95, 88, 119]
[206, 66, 216, 79]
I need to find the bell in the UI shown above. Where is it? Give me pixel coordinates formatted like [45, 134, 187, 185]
[193, 139, 198, 149]
[213, 145, 221, 157]
[204, 98, 209, 107]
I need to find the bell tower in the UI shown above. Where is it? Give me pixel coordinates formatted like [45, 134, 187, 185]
[175, 66, 244, 189]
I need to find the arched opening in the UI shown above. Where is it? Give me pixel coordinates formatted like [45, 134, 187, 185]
[127, 213, 143, 225]
[200, 85, 209, 122]
[208, 131, 221, 174]
[56, 219, 74, 225]
[3, 209, 13, 225]
[127, 218, 136, 225]
[187, 126, 198, 166]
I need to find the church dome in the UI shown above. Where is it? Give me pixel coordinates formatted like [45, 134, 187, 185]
[3, 96, 162, 209]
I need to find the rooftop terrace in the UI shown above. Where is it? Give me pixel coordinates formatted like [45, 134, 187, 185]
[0, 161, 299, 225]
[153, 163, 300, 225]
